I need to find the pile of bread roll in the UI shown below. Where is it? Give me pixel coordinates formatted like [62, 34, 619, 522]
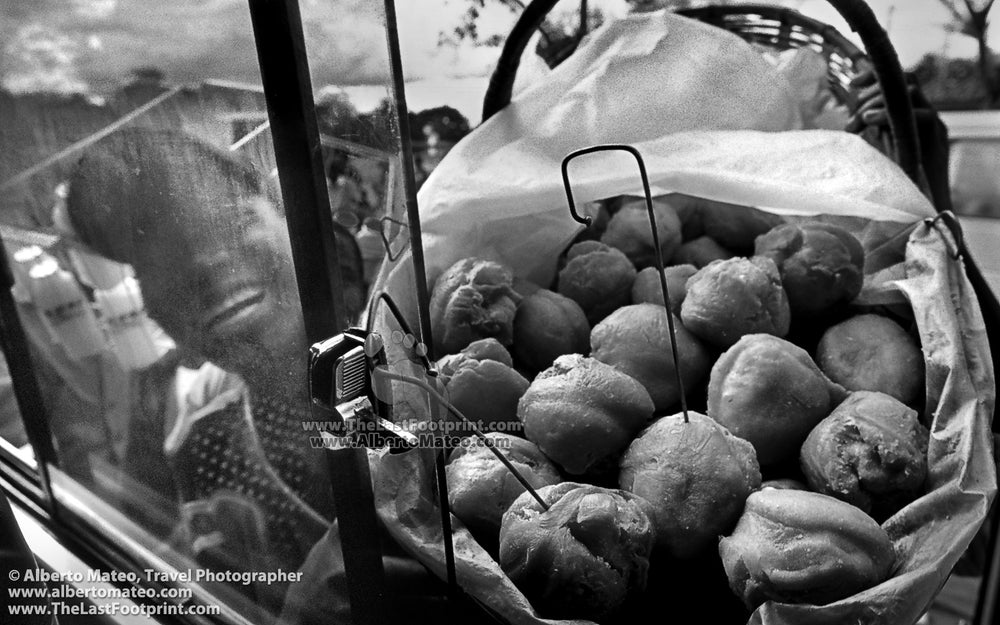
[427, 194, 928, 623]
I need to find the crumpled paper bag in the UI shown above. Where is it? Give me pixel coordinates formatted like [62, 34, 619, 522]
[377, 12, 934, 311]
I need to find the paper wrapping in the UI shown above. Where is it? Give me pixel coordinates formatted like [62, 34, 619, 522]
[373, 12, 935, 329]
[366, 10, 995, 625]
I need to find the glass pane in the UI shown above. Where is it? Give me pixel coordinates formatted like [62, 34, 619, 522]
[0, 2, 348, 623]
[0, 327, 33, 468]
[297, 3, 476, 621]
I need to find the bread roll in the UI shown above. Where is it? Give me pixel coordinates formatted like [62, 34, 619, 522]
[500, 482, 655, 621]
[719, 489, 895, 608]
[680, 257, 790, 349]
[591, 304, 712, 412]
[707, 334, 846, 466]
[816, 314, 924, 405]
[801, 391, 928, 520]
[447, 433, 560, 543]
[517, 355, 654, 476]
[557, 241, 637, 324]
[620, 412, 761, 558]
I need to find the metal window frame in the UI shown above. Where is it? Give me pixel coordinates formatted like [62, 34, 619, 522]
[0, 236, 59, 509]
[244, 1, 435, 624]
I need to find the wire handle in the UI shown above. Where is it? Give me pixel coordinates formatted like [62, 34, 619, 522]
[363, 290, 549, 508]
[373, 368, 550, 511]
[561, 144, 689, 423]
[928, 212, 965, 262]
[364, 293, 550, 508]
[362, 290, 551, 600]
[366, 291, 434, 372]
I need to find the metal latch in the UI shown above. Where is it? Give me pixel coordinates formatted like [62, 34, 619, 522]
[308, 328, 418, 452]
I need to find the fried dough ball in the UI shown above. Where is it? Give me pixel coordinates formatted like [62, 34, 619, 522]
[517, 355, 654, 476]
[499, 482, 655, 621]
[512, 289, 590, 374]
[816, 314, 924, 405]
[430, 257, 520, 354]
[600, 196, 682, 268]
[557, 241, 637, 324]
[755, 222, 864, 315]
[801, 391, 928, 520]
[707, 334, 846, 466]
[680, 257, 790, 349]
[447, 433, 561, 543]
[620, 412, 761, 558]
[720, 489, 894, 608]
[591, 304, 712, 412]
[630, 264, 697, 315]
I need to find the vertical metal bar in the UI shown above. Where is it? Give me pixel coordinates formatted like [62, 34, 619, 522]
[383, 0, 435, 357]
[382, 0, 459, 597]
[246, 0, 348, 336]
[0, 237, 58, 510]
[245, 2, 388, 624]
[824, 0, 921, 186]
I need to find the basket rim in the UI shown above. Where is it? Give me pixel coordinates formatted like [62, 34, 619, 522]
[674, 3, 869, 103]
[481, 0, 922, 191]
[674, 3, 866, 61]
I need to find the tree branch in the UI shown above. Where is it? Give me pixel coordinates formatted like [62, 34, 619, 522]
[939, 0, 967, 24]
[962, 0, 996, 19]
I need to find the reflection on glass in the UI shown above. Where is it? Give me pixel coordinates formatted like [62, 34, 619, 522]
[300, 3, 490, 285]
[0, 1, 371, 623]
[62, 126, 352, 616]
[0, 228, 125, 477]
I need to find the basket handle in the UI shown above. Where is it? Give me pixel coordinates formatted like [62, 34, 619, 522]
[481, 0, 923, 187]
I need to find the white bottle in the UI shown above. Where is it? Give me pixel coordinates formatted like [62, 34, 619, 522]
[94, 277, 161, 371]
[10, 245, 46, 305]
[27, 257, 105, 360]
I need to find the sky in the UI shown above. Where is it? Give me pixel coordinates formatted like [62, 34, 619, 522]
[0, 0, 997, 120]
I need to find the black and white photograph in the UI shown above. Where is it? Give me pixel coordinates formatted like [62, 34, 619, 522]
[1, 1, 998, 624]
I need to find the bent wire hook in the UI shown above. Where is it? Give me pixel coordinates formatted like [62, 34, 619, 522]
[561, 144, 690, 422]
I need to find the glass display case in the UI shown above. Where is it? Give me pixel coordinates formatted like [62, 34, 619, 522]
[1, 2, 998, 625]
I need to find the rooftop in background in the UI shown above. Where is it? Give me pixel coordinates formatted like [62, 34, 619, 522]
[0, 80, 270, 229]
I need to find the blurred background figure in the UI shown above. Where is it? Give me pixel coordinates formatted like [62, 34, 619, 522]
[356, 217, 387, 287]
